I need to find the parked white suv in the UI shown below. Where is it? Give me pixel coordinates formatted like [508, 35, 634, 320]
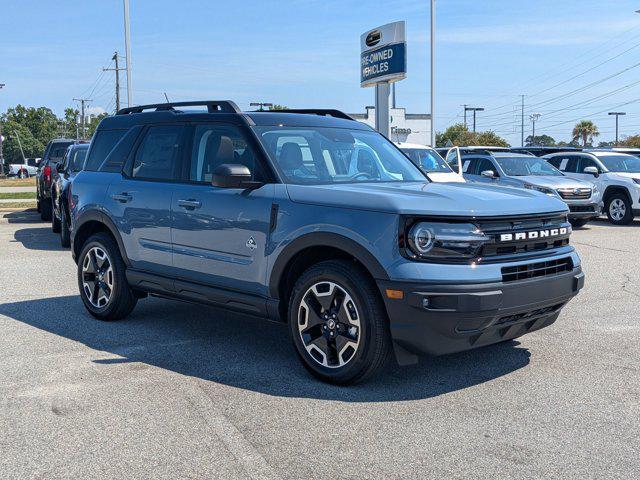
[544, 150, 640, 225]
[396, 143, 464, 183]
[8, 158, 40, 178]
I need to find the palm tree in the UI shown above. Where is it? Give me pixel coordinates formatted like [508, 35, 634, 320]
[572, 120, 600, 147]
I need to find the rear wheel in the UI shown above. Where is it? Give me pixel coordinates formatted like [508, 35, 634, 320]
[60, 207, 71, 248]
[40, 198, 52, 221]
[606, 193, 633, 225]
[78, 232, 137, 321]
[288, 260, 391, 385]
[51, 200, 61, 233]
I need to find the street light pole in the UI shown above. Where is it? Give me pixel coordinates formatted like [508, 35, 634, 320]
[250, 102, 274, 111]
[0, 83, 5, 175]
[465, 107, 484, 133]
[430, 0, 436, 147]
[123, 0, 133, 107]
[608, 112, 626, 146]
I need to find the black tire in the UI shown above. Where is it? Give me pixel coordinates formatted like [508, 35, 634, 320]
[40, 198, 52, 221]
[60, 206, 71, 248]
[605, 193, 633, 225]
[51, 200, 61, 233]
[77, 232, 137, 321]
[288, 260, 391, 385]
[569, 218, 589, 228]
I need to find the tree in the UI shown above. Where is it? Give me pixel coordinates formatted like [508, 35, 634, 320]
[0, 119, 44, 165]
[621, 135, 640, 148]
[572, 120, 599, 147]
[268, 105, 288, 111]
[525, 134, 556, 147]
[436, 123, 509, 147]
[597, 140, 615, 148]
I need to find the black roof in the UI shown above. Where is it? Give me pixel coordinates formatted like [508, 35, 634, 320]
[101, 100, 370, 131]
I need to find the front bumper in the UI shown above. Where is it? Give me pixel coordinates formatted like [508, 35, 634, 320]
[566, 202, 602, 219]
[378, 266, 584, 357]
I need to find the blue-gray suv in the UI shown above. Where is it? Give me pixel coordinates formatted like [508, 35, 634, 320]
[69, 101, 584, 384]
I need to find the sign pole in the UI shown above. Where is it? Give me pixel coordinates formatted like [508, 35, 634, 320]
[430, 0, 436, 147]
[375, 82, 391, 137]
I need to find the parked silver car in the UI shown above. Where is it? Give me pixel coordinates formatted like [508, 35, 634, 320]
[448, 148, 602, 227]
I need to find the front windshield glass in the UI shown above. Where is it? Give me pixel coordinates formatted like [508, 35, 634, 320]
[401, 148, 453, 173]
[495, 156, 563, 176]
[252, 126, 427, 184]
[596, 154, 640, 173]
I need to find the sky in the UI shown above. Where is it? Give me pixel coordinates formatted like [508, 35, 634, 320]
[2, 0, 640, 145]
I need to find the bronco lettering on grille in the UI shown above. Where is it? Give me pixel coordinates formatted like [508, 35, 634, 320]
[499, 227, 568, 242]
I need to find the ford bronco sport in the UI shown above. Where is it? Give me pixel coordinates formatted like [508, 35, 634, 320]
[69, 101, 584, 384]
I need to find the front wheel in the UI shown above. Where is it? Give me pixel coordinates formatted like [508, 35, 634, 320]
[569, 218, 589, 228]
[51, 200, 61, 233]
[77, 232, 137, 321]
[288, 260, 391, 385]
[40, 198, 52, 221]
[606, 193, 633, 225]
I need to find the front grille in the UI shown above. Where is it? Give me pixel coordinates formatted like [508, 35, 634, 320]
[569, 205, 596, 213]
[501, 257, 573, 283]
[495, 303, 565, 325]
[478, 213, 571, 259]
[557, 188, 592, 200]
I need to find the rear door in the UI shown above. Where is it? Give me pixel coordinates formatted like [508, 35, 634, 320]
[170, 123, 274, 296]
[107, 124, 186, 274]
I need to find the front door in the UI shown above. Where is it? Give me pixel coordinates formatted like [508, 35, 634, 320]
[170, 123, 274, 297]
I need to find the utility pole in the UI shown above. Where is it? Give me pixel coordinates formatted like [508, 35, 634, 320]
[462, 104, 467, 128]
[465, 106, 484, 133]
[608, 112, 626, 146]
[430, 0, 436, 147]
[73, 98, 92, 140]
[103, 52, 124, 112]
[123, 0, 133, 107]
[0, 83, 5, 175]
[520, 94, 525, 147]
[530, 113, 541, 145]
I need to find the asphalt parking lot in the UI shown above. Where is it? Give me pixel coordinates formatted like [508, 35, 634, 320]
[0, 210, 638, 480]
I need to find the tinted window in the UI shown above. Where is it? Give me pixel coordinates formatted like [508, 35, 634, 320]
[594, 154, 640, 173]
[461, 156, 479, 175]
[551, 156, 579, 173]
[189, 124, 258, 183]
[85, 130, 126, 171]
[132, 125, 184, 180]
[27, 159, 37, 167]
[578, 157, 599, 173]
[69, 148, 88, 172]
[477, 158, 497, 175]
[49, 142, 74, 160]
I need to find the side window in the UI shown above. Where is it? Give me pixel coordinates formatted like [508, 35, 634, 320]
[477, 158, 496, 175]
[579, 157, 598, 173]
[132, 125, 184, 181]
[189, 124, 259, 183]
[461, 157, 478, 174]
[85, 130, 126, 171]
[563, 156, 580, 173]
[547, 157, 563, 169]
[27, 159, 37, 167]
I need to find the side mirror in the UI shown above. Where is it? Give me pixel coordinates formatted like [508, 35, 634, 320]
[481, 170, 497, 179]
[212, 164, 262, 189]
[583, 166, 599, 177]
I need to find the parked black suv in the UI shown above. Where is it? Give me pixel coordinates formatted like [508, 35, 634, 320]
[37, 138, 76, 220]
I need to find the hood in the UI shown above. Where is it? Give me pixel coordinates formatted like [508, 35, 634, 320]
[426, 172, 465, 183]
[608, 172, 640, 182]
[514, 175, 595, 189]
[286, 182, 568, 217]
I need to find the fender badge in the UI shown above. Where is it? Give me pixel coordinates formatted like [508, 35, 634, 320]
[246, 237, 257, 251]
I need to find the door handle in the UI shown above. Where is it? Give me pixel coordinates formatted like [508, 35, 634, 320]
[111, 192, 133, 203]
[178, 199, 202, 210]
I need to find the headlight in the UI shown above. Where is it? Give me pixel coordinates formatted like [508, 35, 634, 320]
[406, 222, 490, 260]
[523, 183, 556, 196]
[633, 178, 640, 185]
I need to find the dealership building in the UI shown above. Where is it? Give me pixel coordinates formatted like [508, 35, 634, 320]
[349, 106, 431, 146]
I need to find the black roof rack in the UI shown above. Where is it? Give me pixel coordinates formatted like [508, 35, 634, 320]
[256, 109, 355, 121]
[117, 100, 241, 115]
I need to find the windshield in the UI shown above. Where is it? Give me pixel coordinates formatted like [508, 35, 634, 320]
[69, 148, 88, 172]
[49, 142, 75, 160]
[596, 154, 640, 173]
[252, 126, 427, 185]
[495, 156, 563, 176]
[401, 148, 453, 173]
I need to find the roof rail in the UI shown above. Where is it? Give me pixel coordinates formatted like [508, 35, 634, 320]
[257, 109, 355, 121]
[116, 100, 241, 115]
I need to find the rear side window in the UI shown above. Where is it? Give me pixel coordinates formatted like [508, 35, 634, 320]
[132, 125, 184, 181]
[477, 158, 496, 175]
[49, 142, 74, 160]
[69, 149, 88, 172]
[84, 130, 126, 171]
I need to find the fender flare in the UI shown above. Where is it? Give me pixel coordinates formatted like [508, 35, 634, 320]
[268, 232, 389, 299]
[73, 210, 131, 266]
[603, 185, 632, 203]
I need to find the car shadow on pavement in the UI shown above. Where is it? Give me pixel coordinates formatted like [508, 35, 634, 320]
[2, 210, 39, 224]
[589, 218, 640, 228]
[0, 295, 531, 402]
[13, 227, 66, 251]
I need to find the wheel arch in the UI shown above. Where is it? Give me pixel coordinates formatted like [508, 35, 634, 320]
[269, 233, 389, 320]
[603, 185, 632, 204]
[72, 211, 130, 266]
